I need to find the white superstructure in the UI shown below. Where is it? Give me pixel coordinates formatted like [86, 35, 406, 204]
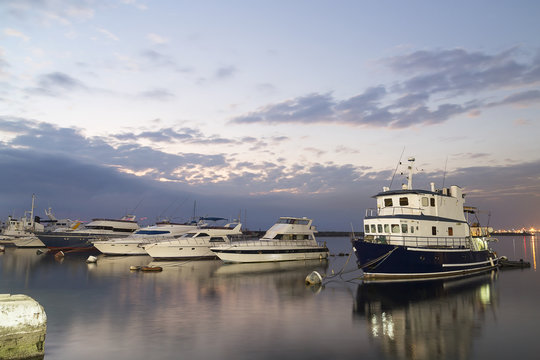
[211, 217, 329, 263]
[362, 158, 471, 248]
[143, 221, 242, 260]
[94, 221, 198, 255]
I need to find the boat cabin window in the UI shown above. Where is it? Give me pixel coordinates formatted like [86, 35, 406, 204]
[364, 225, 370, 233]
[384, 224, 390, 233]
[370, 225, 376, 233]
[384, 198, 393, 207]
[448, 227, 453, 236]
[181, 233, 196, 238]
[399, 197, 409, 206]
[422, 197, 429, 207]
[195, 233, 210, 237]
[410, 226, 414, 234]
[401, 224, 408, 233]
[135, 230, 170, 235]
[430, 198, 435, 207]
[209, 237, 225, 242]
[276, 218, 309, 225]
[391, 224, 400, 233]
[377, 224, 383, 233]
[432, 226, 437, 235]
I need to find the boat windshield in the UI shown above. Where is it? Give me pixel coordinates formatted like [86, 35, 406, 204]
[180, 233, 197, 238]
[276, 218, 310, 225]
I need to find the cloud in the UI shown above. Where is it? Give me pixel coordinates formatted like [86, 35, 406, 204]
[230, 48, 540, 129]
[146, 33, 168, 44]
[138, 88, 175, 101]
[231, 93, 335, 124]
[3, 28, 30, 41]
[121, 0, 148, 11]
[140, 49, 192, 73]
[387, 47, 540, 94]
[97, 28, 119, 41]
[2, 1, 95, 26]
[215, 65, 237, 79]
[27, 72, 87, 96]
[486, 89, 540, 107]
[1, 116, 539, 229]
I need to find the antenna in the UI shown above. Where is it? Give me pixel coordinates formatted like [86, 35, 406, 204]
[389, 147, 405, 189]
[131, 196, 145, 214]
[442, 156, 448, 189]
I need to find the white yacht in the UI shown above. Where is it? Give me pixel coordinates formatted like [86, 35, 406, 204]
[94, 220, 198, 256]
[143, 219, 242, 260]
[0, 195, 45, 248]
[36, 215, 139, 251]
[210, 217, 329, 263]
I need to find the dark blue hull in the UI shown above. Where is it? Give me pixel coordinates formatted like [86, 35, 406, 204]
[36, 232, 129, 251]
[352, 239, 498, 280]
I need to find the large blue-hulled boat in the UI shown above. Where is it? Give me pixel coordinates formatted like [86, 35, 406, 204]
[352, 157, 500, 280]
[36, 215, 138, 251]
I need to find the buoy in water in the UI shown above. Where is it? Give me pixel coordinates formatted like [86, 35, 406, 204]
[54, 251, 64, 259]
[0, 245, 5, 252]
[86, 255, 98, 263]
[141, 266, 162, 272]
[305, 271, 323, 285]
[129, 265, 141, 271]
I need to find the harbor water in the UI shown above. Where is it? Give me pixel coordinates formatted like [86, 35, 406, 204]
[1, 235, 539, 359]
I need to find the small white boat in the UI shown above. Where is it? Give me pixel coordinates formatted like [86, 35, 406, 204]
[143, 218, 242, 260]
[94, 220, 198, 256]
[210, 217, 329, 263]
[0, 195, 45, 248]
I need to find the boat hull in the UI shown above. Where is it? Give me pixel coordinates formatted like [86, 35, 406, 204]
[36, 232, 130, 251]
[211, 246, 329, 263]
[144, 244, 218, 260]
[12, 236, 45, 248]
[352, 239, 499, 280]
[93, 242, 147, 256]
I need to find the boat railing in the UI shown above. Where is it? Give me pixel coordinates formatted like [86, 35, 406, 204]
[364, 234, 471, 249]
[366, 207, 424, 217]
[155, 238, 227, 246]
[227, 239, 325, 248]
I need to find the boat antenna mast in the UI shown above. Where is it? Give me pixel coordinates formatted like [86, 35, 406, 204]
[442, 156, 448, 189]
[405, 157, 415, 189]
[389, 147, 405, 189]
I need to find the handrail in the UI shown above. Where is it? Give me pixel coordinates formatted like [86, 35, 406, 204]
[364, 234, 471, 248]
[227, 239, 325, 248]
[365, 207, 424, 217]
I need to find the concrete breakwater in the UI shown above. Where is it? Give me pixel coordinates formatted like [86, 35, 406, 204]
[0, 294, 46, 360]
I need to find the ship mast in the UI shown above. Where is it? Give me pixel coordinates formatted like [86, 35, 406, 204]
[406, 157, 415, 189]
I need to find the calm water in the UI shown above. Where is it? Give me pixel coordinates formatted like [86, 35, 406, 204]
[1, 235, 539, 360]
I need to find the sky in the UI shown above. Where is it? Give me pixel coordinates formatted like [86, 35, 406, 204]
[1, 0, 539, 231]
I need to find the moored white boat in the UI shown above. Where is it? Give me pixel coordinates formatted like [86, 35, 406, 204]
[94, 220, 198, 256]
[210, 217, 329, 263]
[36, 215, 139, 251]
[143, 219, 242, 260]
[352, 157, 500, 280]
[0, 195, 45, 248]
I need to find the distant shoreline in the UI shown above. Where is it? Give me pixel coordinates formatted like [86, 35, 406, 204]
[495, 232, 533, 236]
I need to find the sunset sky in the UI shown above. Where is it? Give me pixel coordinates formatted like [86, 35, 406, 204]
[1, 0, 539, 230]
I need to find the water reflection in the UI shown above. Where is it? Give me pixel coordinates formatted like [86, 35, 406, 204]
[530, 234, 537, 270]
[353, 272, 499, 360]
